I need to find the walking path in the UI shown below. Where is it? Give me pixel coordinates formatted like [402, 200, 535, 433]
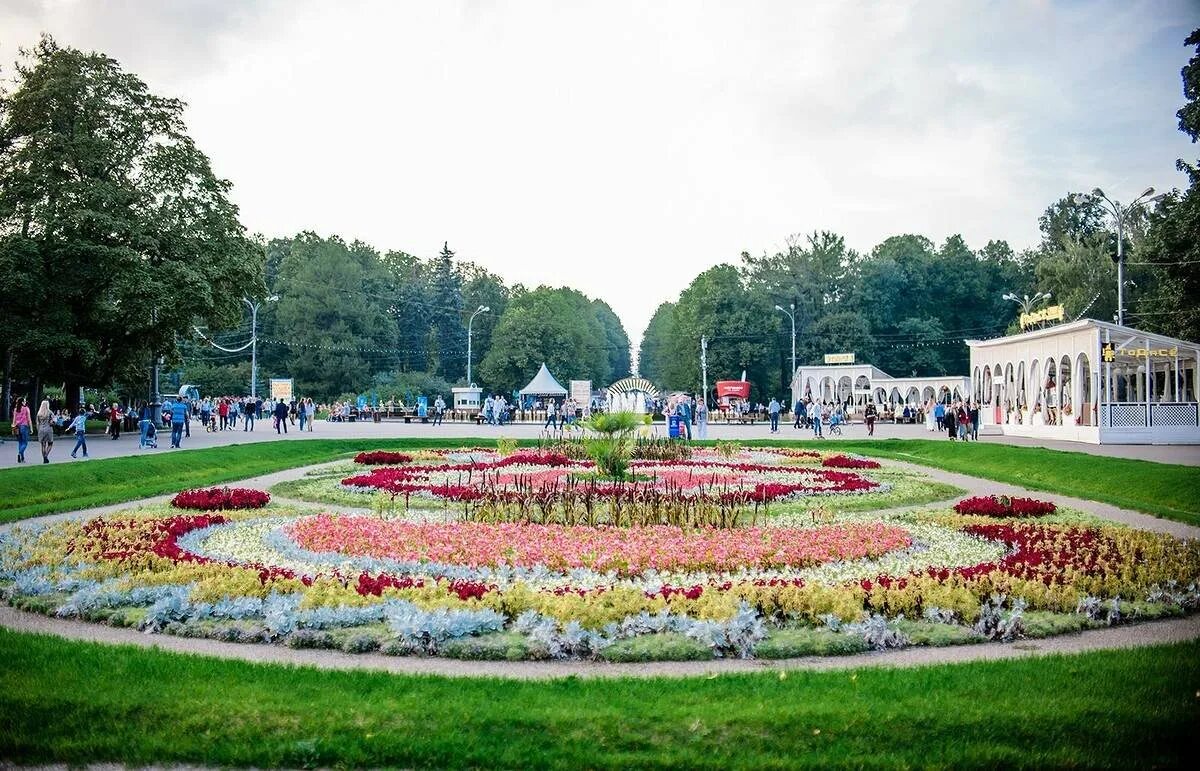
[4, 418, 1199, 469]
[3, 454, 1198, 678]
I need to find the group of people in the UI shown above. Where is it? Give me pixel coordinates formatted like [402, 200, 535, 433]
[927, 398, 981, 441]
[9, 397, 92, 463]
[790, 398, 851, 438]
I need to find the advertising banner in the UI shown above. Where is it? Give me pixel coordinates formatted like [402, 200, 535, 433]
[824, 352, 855, 364]
[269, 378, 293, 400]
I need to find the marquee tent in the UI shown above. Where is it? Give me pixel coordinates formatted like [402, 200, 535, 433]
[519, 363, 568, 397]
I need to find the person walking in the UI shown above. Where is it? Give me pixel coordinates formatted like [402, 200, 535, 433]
[865, 401, 878, 437]
[170, 399, 188, 448]
[544, 399, 558, 430]
[970, 401, 981, 441]
[811, 401, 823, 438]
[433, 395, 446, 426]
[768, 397, 781, 433]
[945, 401, 958, 440]
[696, 395, 708, 439]
[793, 398, 805, 429]
[106, 402, 121, 440]
[273, 398, 289, 434]
[306, 398, 315, 431]
[68, 408, 89, 458]
[12, 397, 31, 463]
[36, 400, 54, 463]
[243, 398, 255, 431]
[297, 398, 307, 432]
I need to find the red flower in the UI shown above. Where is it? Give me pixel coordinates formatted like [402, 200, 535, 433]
[954, 495, 1056, 517]
[821, 454, 881, 469]
[170, 487, 270, 511]
[354, 451, 414, 465]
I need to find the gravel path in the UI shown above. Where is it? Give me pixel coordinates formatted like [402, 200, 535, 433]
[2, 457, 1197, 679]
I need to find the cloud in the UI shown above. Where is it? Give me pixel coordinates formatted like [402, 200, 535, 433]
[1, 0, 1195, 359]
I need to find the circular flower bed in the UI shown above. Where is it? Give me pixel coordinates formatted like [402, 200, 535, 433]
[170, 487, 270, 511]
[6, 446, 1199, 661]
[954, 495, 1056, 517]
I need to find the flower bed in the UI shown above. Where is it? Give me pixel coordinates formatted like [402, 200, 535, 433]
[287, 515, 912, 575]
[5, 445, 1199, 661]
[821, 454, 881, 469]
[353, 451, 414, 465]
[954, 495, 1056, 517]
[170, 487, 270, 511]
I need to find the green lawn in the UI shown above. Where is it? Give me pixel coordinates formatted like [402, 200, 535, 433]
[0, 438, 476, 524]
[0, 628, 1193, 768]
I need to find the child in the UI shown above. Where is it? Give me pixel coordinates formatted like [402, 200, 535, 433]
[68, 409, 89, 458]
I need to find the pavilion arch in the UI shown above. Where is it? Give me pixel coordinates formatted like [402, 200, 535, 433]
[1020, 360, 1031, 409]
[1075, 352, 1093, 426]
[874, 387, 888, 406]
[982, 365, 993, 404]
[921, 386, 935, 403]
[837, 375, 853, 405]
[906, 386, 921, 405]
[972, 366, 982, 402]
[889, 387, 902, 407]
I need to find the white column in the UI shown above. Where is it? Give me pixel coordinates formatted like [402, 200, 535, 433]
[1145, 339, 1152, 427]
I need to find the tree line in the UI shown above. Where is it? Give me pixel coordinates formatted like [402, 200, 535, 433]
[3, 32, 1199, 411]
[638, 31, 1200, 403]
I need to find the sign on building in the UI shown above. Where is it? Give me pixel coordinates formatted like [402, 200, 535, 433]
[1019, 305, 1064, 329]
[269, 378, 293, 400]
[824, 352, 855, 364]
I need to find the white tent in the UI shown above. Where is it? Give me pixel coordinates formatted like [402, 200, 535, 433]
[519, 363, 568, 396]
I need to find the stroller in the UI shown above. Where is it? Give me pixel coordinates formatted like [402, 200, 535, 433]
[142, 421, 159, 449]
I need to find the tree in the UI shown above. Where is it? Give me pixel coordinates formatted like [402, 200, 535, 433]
[426, 242, 466, 381]
[478, 287, 610, 393]
[270, 233, 396, 399]
[637, 302, 677, 386]
[591, 299, 632, 380]
[1136, 28, 1200, 341]
[460, 262, 510, 386]
[0, 37, 260, 413]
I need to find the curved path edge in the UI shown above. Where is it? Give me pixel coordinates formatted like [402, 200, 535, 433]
[2, 604, 1197, 680]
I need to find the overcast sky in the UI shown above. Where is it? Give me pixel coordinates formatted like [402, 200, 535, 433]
[3, 0, 1197, 352]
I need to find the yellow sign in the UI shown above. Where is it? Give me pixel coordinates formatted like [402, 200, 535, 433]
[1127, 347, 1179, 359]
[1102, 342, 1115, 363]
[1019, 304, 1064, 329]
[824, 352, 855, 364]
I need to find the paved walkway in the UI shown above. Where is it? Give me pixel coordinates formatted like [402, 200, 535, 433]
[2, 456, 1197, 678]
[3, 418, 1198, 469]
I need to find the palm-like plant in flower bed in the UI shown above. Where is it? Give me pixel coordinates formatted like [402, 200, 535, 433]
[582, 411, 642, 480]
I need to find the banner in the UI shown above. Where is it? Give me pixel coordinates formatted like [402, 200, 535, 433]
[269, 378, 293, 400]
[570, 380, 592, 415]
[824, 352, 855, 364]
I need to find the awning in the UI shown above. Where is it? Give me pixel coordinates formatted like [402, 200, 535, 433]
[519, 363, 568, 396]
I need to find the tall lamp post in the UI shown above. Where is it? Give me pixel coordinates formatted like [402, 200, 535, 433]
[243, 295, 278, 397]
[774, 303, 796, 388]
[467, 305, 490, 387]
[1075, 187, 1164, 326]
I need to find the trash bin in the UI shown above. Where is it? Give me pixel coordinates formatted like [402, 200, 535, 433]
[668, 415, 682, 439]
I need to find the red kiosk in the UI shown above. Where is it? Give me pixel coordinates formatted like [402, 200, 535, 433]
[715, 372, 753, 423]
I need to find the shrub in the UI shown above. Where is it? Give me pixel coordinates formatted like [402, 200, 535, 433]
[171, 487, 270, 511]
[954, 495, 1056, 517]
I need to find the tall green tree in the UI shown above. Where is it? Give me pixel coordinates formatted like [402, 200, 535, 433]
[426, 242, 466, 381]
[478, 287, 610, 393]
[0, 36, 260, 412]
[637, 302, 677, 386]
[270, 233, 396, 399]
[591, 299, 632, 380]
[1138, 28, 1200, 342]
[460, 262, 510, 386]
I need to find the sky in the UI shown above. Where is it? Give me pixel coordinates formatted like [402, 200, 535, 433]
[2, 0, 1197, 354]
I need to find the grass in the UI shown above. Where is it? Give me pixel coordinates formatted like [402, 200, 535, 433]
[0, 438, 481, 524]
[730, 438, 1200, 525]
[0, 627, 1195, 768]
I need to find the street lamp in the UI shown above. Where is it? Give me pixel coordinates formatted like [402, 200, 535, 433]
[1074, 187, 1165, 326]
[467, 305, 490, 387]
[244, 295, 278, 397]
[774, 303, 796, 390]
[1002, 291, 1052, 316]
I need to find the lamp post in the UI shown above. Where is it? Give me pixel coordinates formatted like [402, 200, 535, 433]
[774, 303, 796, 385]
[467, 305, 490, 387]
[243, 295, 278, 397]
[1074, 187, 1165, 326]
[1002, 291, 1053, 317]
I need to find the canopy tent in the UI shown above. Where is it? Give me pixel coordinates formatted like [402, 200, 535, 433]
[519, 363, 568, 397]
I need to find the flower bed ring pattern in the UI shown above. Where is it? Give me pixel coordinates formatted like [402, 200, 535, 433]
[3, 447, 1199, 661]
